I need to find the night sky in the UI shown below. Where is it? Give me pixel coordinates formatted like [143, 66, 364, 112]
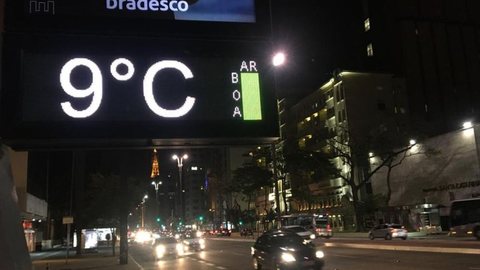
[271, 0, 364, 99]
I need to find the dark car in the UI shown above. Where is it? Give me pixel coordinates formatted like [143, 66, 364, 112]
[368, 224, 408, 240]
[241, 228, 254, 237]
[251, 230, 325, 270]
[215, 229, 231, 237]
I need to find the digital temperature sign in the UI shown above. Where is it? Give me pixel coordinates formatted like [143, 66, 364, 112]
[0, 34, 279, 148]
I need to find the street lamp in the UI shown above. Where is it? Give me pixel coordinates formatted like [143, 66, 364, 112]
[172, 154, 188, 221]
[272, 52, 286, 67]
[151, 180, 162, 226]
[141, 194, 148, 228]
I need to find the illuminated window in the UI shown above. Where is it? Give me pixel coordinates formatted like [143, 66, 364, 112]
[367, 43, 374, 57]
[364, 18, 371, 31]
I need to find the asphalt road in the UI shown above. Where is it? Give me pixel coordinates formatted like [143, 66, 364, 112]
[128, 238, 480, 270]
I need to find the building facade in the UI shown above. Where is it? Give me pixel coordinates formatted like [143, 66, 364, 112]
[285, 71, 409, 229]
[360, 0, 480, 135]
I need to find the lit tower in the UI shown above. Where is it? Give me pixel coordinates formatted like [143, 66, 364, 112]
[150, 149, 160, 179]
[150, 149, 161, 227]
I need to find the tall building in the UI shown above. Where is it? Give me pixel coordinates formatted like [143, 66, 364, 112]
[360, 0, 480, 135]
[285, 71, 409, 229]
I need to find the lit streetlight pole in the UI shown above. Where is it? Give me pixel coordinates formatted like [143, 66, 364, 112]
[272, 51, 287, 227]
[141, 194, 148, 228]
[151, 180, 162, 225]
[172, 154, 188, 222]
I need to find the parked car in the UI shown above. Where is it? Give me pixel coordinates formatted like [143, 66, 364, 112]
[282, 225, 316, 241]
[368, 224, 408, 240]
[153, 237, 185, 260]
[251, 229, 325, 270]
[240, 228, 254, 237]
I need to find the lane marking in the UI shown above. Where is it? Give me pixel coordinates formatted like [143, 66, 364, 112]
[217, 267, 227, 270]
[329, 254, 359, 259]
[128, 254, 145, 270]
[325, 243, 480, 255]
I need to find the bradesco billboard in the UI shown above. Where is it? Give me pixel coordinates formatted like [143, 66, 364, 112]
[5, 0, 270, 37]
[0, 34, 279, 148]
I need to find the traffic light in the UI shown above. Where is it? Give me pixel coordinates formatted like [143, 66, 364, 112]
[239, 220, 243, 225]
[198, 216, 204, 221]
[156, 217, 161, 222]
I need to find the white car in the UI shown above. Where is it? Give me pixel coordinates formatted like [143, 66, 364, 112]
[153, 237, 185, 260]
[182, 231, 206, 252]
[368, 224, 408, 240]
[282, 225, 316, 241]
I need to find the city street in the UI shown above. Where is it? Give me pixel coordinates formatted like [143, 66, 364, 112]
[31, 236, 480, 270]
[79, 237, 480, 270]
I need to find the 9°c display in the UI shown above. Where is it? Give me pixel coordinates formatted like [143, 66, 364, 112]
[57, 57, 262, 121]
[0, 36, 279, 145]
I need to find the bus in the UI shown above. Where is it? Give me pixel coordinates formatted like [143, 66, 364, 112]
[449, 198, 480, 240]
[280, 213, 333, 238]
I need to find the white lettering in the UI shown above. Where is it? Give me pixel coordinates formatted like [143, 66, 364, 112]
[249, 61, 257, 72]
[119, 0, 126, 9]
[169, 1, 178, 11]
[233, 107, 242, 118]
[233, 90, 241, 101]
[143, 60, 196, 118]
[106, 0, 189, 12]
[60, 58, 103, 118]
[231, 73, 239, 84]
[126, 0, 136, 10]
[177, 1, 188, 11]
[149, 0, 159, 10]
[137, 0, 148, 10]
[110, 58, 135, 81]
[240, 61, 249, 72]
[159, 0, 168, 11]
[106, 0, 117, 9]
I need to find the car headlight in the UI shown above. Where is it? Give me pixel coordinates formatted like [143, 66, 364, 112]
[176, 243, 184, 255]
[199, 239, 205, 245]
[155, 245, 166, 258]
[310, 234, 316, 240]
[281, 252, 296, 263]
[251, 247, 255, 255]
[196, 231, 203, 238]
[315, 250, 325, 259]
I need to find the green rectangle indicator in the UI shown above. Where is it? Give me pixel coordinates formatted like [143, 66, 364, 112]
[240, 72, 262, 120]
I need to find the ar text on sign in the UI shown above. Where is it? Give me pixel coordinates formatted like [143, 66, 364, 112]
[231, 61, 262, 121]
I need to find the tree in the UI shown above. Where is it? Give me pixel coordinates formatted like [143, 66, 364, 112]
[326, 123, 424, 231]
[82, 173, 144, 255]
[284, 150, 339, 211]
[230, 164, 272, 217]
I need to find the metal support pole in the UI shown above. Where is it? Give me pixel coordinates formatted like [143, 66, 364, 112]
[178, 166, 184, 222]
[271, 143, 281, 228]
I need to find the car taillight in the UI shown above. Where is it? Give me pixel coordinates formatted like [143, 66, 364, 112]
[327, 224, 332, 232]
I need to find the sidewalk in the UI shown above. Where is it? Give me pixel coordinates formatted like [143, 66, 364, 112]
[32, 249, 141, 270]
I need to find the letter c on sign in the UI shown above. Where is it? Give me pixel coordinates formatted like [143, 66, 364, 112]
[143, 60, 196, 118]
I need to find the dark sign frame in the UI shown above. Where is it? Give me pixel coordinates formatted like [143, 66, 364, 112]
[5, 0, 271, 38]
[0, 33, 280, 149]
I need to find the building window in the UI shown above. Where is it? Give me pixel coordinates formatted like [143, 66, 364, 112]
[367, 43, 374, 57]
[364, 18, 371, 32]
